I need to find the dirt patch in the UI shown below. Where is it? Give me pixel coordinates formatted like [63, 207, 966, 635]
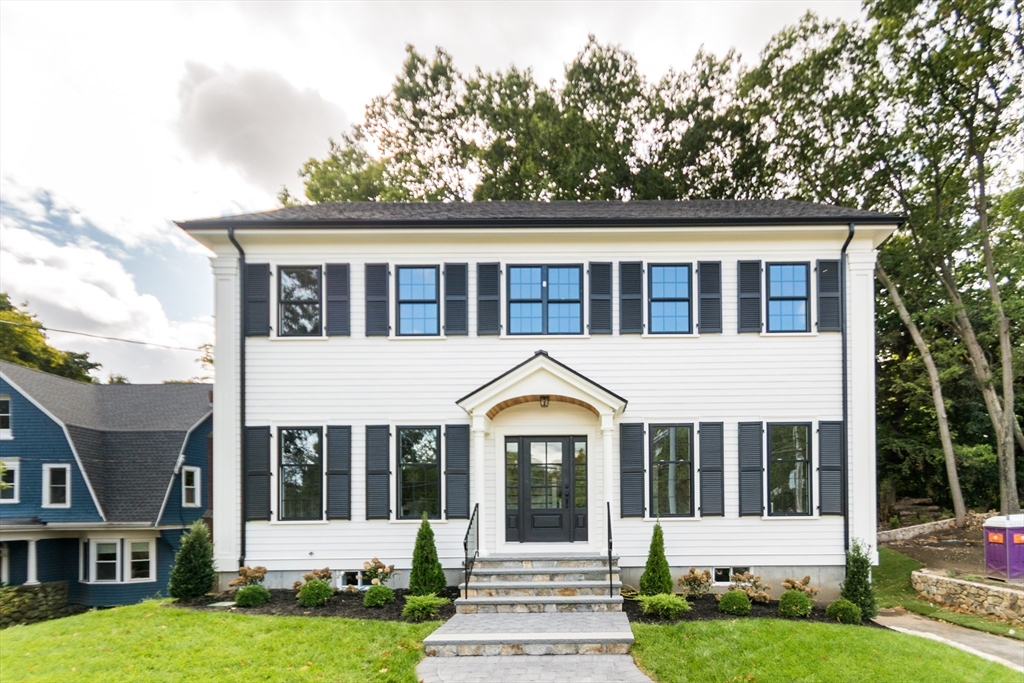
[623, 594, 886, 628]
[883, 523, 986, 575]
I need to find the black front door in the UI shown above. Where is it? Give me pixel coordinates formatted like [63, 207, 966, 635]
[505, 436, 588, 542]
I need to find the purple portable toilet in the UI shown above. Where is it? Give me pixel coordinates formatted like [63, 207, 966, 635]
[984, 513, 1024, 582]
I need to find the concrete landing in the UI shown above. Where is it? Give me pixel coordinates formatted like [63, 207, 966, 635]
[424, 612, 634, 656]
[417, 655, 653, 683]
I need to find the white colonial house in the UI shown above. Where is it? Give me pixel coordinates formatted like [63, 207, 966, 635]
[179, 200, 900, 601]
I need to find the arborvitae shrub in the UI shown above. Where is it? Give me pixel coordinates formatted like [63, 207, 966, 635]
[826, 598, 862, 624]
[402, 594, 450, 621]
[639, 522, 673, 596]
[168, 520, 216, 599]
[235, 584, 271, 607]
[840, 539, 877, 620]
[638, 593, 691, 619]
[364, 584, 395, 607]
[409, 512, 447, 596]
[778, 589, 813, 618]
[718, 589, 752, 616]
[297, 579, 334, 607]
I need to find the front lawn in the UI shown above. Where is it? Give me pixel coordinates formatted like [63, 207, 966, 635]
[0, 601, 438, 682]
[631, 619, 1020, 683]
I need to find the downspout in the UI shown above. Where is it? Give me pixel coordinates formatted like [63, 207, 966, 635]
[227, 227, 246, 568]
[840, 223, 855, 553]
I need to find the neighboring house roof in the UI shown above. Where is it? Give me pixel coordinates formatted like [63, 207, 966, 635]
[0, 361, 211, 524]
[177, 199, 904, 231]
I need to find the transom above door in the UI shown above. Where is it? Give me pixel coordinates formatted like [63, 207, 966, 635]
[505, 436, 587, 543]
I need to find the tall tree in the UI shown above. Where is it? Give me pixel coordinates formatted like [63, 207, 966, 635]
[0, 293, 99, 382]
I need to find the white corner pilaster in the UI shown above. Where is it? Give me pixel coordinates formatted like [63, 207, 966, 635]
[25, 539, 38, 585]
[211, 256, 240, 573]
[471, 413, 489, 557]
[601, 413, 615, 528]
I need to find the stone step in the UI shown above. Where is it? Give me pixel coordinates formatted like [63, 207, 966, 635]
[455, 595, 624, 614]
[461, 580, 622, 598]
[472, 555, 619, 571]
[469, 567, 618, 583]
[424, 612, 634, 657]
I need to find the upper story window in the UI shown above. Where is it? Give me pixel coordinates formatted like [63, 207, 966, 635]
[182, 466, 201, 508]
[649, 265, 692, 334]
[767, 263, 810, 332]
[398, 427, 440, 520]
[278, 266, 322, 336]
[0, 395, 10, 438]
[279, 428, 323, 521]
[0, 458, 18, 504]
[767, 423, 812, 516]
[43, 464, 71, 508]
[508, 265, 582, 335]
[649, 425, 694, 517]
[397, 266, 439, 336]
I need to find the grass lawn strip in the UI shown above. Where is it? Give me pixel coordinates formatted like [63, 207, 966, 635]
[876, 546, 1022, 641]
[631, 619, 1020, 683]
[0, 600, 439, 683]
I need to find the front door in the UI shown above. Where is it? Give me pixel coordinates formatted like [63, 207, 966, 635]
[505, 436, 587, 542]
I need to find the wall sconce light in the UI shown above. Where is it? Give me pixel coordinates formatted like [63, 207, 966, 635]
[539, 395, 550, 408]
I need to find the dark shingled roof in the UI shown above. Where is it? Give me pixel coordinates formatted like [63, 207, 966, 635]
[177, 199, 903, 230]
[0, 361, 211, 523]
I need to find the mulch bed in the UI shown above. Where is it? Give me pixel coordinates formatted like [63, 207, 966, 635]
[171, 586, 460, 622]
[623, 594, 887, 628]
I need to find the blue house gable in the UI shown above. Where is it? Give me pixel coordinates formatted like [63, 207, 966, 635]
[158, 415, 212, 528]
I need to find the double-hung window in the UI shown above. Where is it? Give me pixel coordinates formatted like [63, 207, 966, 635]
[278, 266, 322, 336]
[649, 425, 694, 517]
[43, 464, 70, 508]
[94, 541, 119, 581]
[649, 265, 692, 333]
[279, 427, 323, 520]
[398, 427, 440, 520]
[0, 458, 18, 503]
[182, 466, 200, 507]
[766, 263, 810, 332]
[129, 541, 152, 580]
[508, 265, 583, 335]
[397, 266, 439, 336]
[0, 394, 10, 438]
[767, 423, 812, 516]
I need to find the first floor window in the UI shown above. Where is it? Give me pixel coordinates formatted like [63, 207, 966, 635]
[767, 263, 810, 332]
[0, 460, 17, 502]
[768, 423, 812, 515]
[650, 425, 694, 517]
[398, 427, 440, 519]
[279, 266, 322, 336]
[43, 464, 70, 507]
[397, 266, 439, 335]
[279, 427, 323, 520]
[129, 541, 151, 580]
[508, 265, 582, 335]
[649, 265, 692, 333]
[182, 466, 200, 507]
[95, 542, 118, 581]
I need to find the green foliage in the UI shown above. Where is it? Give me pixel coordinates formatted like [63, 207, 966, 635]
[296, 579, 333, 608]
[677, 567, 713, 599]
[363, 584, 395, 608]
[826, 598, 863, 624]
[234, 584, 271, 608]
[408, 513, 447, 596]
[0, 293, 100, 382]
[639, 523, 673, 596]
[718, 589, 752, 616]
[168, 520, 216, 600]
[637, 593, 691, 619]
[841, 539, 878, 620]
[778, 589, 814, 618]
[401, 594, 450, 621]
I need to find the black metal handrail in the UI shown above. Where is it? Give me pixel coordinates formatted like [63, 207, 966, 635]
[463, 503, 480, 599]
[607, 500, 614, 597]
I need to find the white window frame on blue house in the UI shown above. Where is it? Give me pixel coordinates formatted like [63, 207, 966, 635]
[126, 539, 155, 582]
[81, 537, 157, 584]
[0, 394, 11, 439]
[0, 457, 19, 504]
[182, 466, 201, 508]
[42, 463, 71, 508]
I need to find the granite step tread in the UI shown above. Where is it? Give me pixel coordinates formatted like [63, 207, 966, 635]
[423, 612, 634, 656]
[470, 554, 620, 562]
[457, 595, 624, 605]
[460, 580, 622, 590]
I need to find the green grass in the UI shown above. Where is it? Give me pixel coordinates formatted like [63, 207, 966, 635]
[0, 601, 439, 682]
[631, 619, 1020, 683]
[876, 546, 1023, 641]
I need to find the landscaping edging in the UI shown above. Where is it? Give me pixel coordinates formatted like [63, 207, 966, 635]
[0, 581, 76, 628]
[911, 570, 1024, 626]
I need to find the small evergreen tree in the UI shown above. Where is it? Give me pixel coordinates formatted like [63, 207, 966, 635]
[168, 520, 216, 599]
[408, 512, 447, 596]
[840, 538, 877, 620]
[639, 522, 673, 595]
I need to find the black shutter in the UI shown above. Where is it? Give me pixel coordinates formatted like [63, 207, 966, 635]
[620, 262, 643, 334]
[738, 422, 763, 516]
[244, 426, 271, 520]
[445, 264, 468, 335]
[477, 263, 501, 335]
[817, 260, 842, 332]
[698, 262, 722, 333]
[620, 423, 645, 517]
[244, 263, 270, 337]
[819, 421, 845, 515]
[738, 261, 762, 333]
[325, 264, 350, 336]
[445, 425, 470, 518]
[326, 426, 351, 520]
[365, 264, 389, 336]
[589, 262, 612, 334]
[365, 425, 391, 519]
[699, 422, 724, 516]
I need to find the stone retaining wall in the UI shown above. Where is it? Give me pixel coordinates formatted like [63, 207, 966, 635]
[0, 581, 71, 628]
[877, 517, 959, 543]
[911, 570, 1024, 625]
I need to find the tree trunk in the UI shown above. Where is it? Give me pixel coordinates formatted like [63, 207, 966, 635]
[877, 264, 967, 526]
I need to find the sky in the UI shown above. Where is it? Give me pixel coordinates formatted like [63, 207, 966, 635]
[0, 0, 865, 384]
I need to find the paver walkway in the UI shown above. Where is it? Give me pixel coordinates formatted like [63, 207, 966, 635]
[417, 654, 653, 682]
[874, 608, 1024, 672]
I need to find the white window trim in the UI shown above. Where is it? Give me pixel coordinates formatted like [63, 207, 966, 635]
[270, 263, 329, 341]
[182, 466, 201, 508]
[269, 424, 326, 524]
[90, 539, 121, 583]
[0, 458, 19, 504]
[392, 424, 446, 524]
[643, 422, 701, 522]
[82, 537, 157, 584]
[42, 463, 72, 509]
[762, 420, 818, 520]
[0, 393, 11, 439]
[125, 539, 157, 583]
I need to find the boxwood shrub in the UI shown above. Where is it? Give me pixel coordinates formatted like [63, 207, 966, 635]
[778, 589, 813, 618]
[826, 598, 863, 624]
[363, 584, 395, 608]
[718, 589, 751, 616]
[297, 579, 334, 608]
[234, 584, 271, 607]
[637, 593, 691, 620]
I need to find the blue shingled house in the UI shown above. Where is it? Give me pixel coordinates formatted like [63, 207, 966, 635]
[0, 361, 212, 606]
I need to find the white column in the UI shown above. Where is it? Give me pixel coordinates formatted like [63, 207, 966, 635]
[602, 413, 615, 530]
[25, 539, 38, 585]
[472, 413, 488, 557]
[212, 256, 240, 574]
